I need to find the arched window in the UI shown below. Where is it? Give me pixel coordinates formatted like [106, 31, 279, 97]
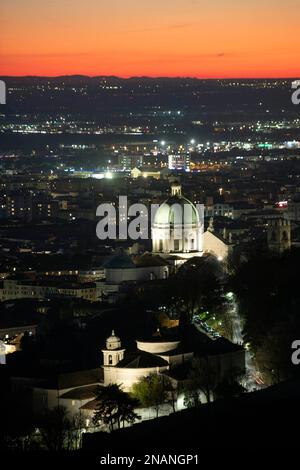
[108, 354, 113, 365]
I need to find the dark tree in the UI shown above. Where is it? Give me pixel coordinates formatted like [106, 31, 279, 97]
[232, 249, 300, 384]
[38, 406, 72, 451]
[214, 367, 246, 399]
[93, 384, 140, 431]
[185, 357, 219, 403]
[162, 376, 178, 413]
[183, 389, 202, 408]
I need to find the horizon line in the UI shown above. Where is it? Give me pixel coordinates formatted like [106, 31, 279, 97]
[0, 74, 299, 80]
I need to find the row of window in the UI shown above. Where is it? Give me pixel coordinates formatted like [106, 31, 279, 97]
[158, 239, 195, 251]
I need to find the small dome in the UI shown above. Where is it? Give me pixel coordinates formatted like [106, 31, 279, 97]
[103, 253, 136, 269]
[106, 330, 121, 350]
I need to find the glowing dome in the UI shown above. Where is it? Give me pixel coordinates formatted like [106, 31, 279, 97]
[153, 195, 200, 227]
[152, 183, 203, 255]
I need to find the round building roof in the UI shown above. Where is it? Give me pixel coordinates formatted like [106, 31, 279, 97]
[105, 330, 122, 350]
[153, 194, 200, 227]
[103, 253, 136, 269]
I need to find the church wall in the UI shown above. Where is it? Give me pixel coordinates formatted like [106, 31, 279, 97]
[32, 383, 101, 417]
[59, 397, 93, 419]
[32, 387, 68, 414]
[203, 231, 229, 260]
[158, 351, 194, 366]
[152, 227, 203, 254]
[136, 340, 181, 354]
[103, 365, 169, 391]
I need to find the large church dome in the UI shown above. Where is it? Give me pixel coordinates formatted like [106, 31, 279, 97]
[152, 182, 203, 256]
[153, 195, 200, 227]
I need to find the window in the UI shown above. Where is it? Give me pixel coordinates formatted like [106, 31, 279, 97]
[174, 239, 180, 251]
[108, 354, 113, 365]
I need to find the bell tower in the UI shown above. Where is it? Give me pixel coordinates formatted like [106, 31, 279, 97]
[171, 181, 182, 197]
[102, 330, 125, 366]
[267, 218, 291, 254]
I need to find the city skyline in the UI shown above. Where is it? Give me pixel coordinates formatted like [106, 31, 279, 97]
[1, 0, 300, 78]
[1, 1, 300, 455]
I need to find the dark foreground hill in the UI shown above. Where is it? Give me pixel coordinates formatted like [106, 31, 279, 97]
[82, 379, 300, 452]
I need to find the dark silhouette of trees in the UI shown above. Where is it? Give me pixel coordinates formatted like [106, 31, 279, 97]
[185, 357, 218, 403]
[232, 249, 300, 384]
[175, 256, 225, 322]
[0, 376, 36, 450]
[183, 389, 202, 408]
[254, 322, 296, 384]
[93, 384, 140, 431]
[36, 406, 87, 450]
[37, 406, 72, 451]
[117, 395, 141, 428]
[184, 358, 245, 404]
[214, 367, 246, 399]
[162, 376, 178, 413]
[134, 255, 227, 333]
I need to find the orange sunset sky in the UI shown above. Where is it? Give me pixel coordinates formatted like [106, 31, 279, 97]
[0, 0, 300, 77]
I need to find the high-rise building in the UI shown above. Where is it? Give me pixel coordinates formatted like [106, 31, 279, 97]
[168, 153, 190, 171]
[5, 191, 59, 221]
[118, 155, 144, 171]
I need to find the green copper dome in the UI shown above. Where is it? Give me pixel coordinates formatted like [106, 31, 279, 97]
[153, 194, 200, 227]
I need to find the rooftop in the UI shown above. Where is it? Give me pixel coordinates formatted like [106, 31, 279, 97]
[60, 383, 99, 400]
[34, 368, 102, 390]
[102, 253, 136, 269]
[116, 351, 169, 369]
